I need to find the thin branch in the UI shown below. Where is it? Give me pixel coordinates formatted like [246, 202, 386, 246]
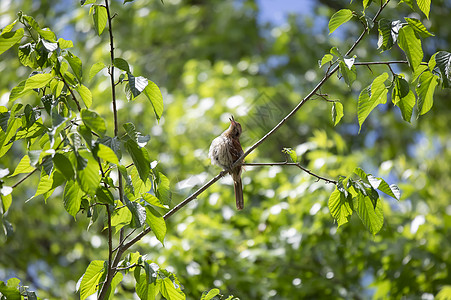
[59, 73, 82, 111]
[11, 139, 66, 189]
[11, 169, 38, 189]
[314, 92, 338, 103]
[98, 0, 125, 298]
[112, 228, 136, 253]
[353, 60, 408, 65]
[243, 162, 337, 184]
[102, 204, 114, 299]
[114, 263, 137, 271]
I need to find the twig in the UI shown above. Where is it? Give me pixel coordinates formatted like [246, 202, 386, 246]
[59, 72, 82, 111]
[112, 228, 136, 253]
[314, 92, 338, 103]
[114, 263, 137, 271]
[11, 169, 38, 189]
[243, 162, 337, 184]
[353, 60, 408, 65]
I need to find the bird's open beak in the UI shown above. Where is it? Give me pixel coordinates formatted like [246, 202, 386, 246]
[229, 115, 235, 124]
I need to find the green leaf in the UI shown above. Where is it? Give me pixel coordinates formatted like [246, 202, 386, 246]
[328, 9, 353, 35]
[202, 289, 221, 300]
[377, 19, 399, 51]
[89, 62, 106, 81]
[124, 196, 147, 228]
[1, 191, 12, 214]
[416, 0, 431, 18]
[65, 51, 83, 82]
[143, 80, 164, 120]
[136, 273, 158, 300]
[130, 166, 152, 195]
[392, 76, 415, 122]
[160, 277, 185, 300]
[99, 136, 122, 160]
[436, 286, 451, 300]
[97, 143, 119, 164]
[123, 122, 150, 146]
[363, 0, 372, 10]
[0, 277, 21, 300]
[64, 180, 83, 217]
[416, 71, 439, 116]
[76, 151, 101, 195]
[319, 54, 333, 68]
[124, 139, 150, 182]
[127, 73, 149, 99]
[92, 5, 108, 35]
[339, 61, 356, 88]
[95, 186, 114, 204]
[11, 155, 35, 176]
[9, 80, 33, 102]
[76, 84, 93, 108]
[81, 109, 106, 136]
[113, 58, 131, 73]
[367, 175, 401, 200]
[79, 260, 105, 300]
[30, 169, 53, 200]
[53, 153, 75, 180]
[0, 28, 24, 56]
[156, 172, 171, 205]
[398, 25, 423, 71]
[282, 148, 297, 162]
[18, 43, 38, 69]
[58, 37, 74, 49]
[434, 51, 451, 88]
[357, 73, 389, 132]
[1, 19, 18, 35]
[328, 188, 352, 227]
[332, 101, 344, 126]
[145, 206, 167, 244]
[405, 18, 434, 38]
[25, 73, 54, 90]
[355, 193, 384, 235]
[141, 193, 167, 209]
[110, 205, 132, 233]
[330, 47, 342, 59]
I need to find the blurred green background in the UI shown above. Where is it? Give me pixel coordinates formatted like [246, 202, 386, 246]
[1, 0, 451, 299]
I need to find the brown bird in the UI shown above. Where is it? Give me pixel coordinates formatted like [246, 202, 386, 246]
[208, 116, 244, 210]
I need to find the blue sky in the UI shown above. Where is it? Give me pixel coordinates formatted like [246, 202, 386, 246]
[256, 0, 316, 24]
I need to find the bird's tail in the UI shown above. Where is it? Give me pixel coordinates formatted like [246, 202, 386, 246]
[234, 176, 244, 210]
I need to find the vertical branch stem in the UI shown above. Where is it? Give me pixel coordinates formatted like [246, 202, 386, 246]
[98, 0, 124, 299]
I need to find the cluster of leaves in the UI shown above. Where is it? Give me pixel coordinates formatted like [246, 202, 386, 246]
[324, 0, 450, 131]
[78, 253, 184, 300]
[0, 4, 184, 299]
[0, 278, 39, 300]
[329, 167, 400, 234]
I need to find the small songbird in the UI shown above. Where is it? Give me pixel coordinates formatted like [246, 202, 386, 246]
[208, 116, 244, 210]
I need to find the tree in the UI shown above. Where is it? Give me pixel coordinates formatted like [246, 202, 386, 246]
[1, 0, 451, 299]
